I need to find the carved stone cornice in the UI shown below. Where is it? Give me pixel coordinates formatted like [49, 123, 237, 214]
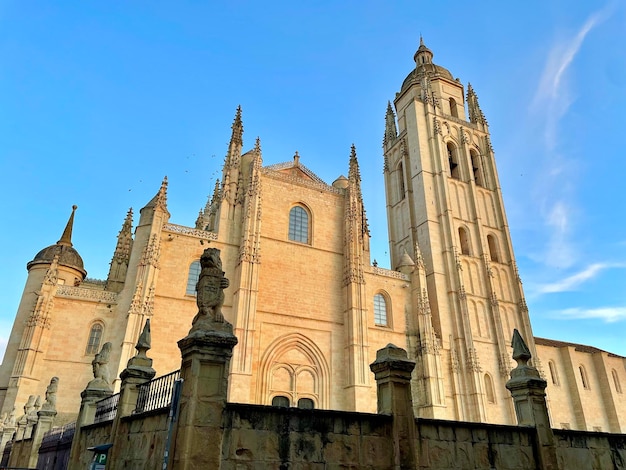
[56, 286, 118, 303]
[163, 223, 218, 241]
[368, 266, 409, 281]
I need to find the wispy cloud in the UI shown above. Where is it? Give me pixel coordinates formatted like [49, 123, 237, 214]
[529, 5, 614, 269]
[531, 6, 612, 149]
[537, 262, 624, 293]
[551, 307, 626, 323]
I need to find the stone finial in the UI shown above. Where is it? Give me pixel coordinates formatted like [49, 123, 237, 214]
[384, 101, 398, 145]
[190, 248, 230, 333]
[136, 319, 151, 357]
[512, 329, 531, 364]
[41, 377, 59, 412]
[507, 329, 543, 384]
[87, 342, 113, 391]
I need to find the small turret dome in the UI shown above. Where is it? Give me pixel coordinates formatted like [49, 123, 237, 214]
[28, 244, 86, 275]
[332, 175, 349, 189]
[27, 205, 87, 277]
[400, 38, 454, 93]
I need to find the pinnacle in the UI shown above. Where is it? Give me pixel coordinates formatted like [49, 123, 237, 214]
[57, 205, 77, 246]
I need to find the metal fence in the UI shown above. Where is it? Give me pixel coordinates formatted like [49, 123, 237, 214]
[94, 393, 120, 424]
[135, 370, 181, 414]
[36, 421, 76, 470]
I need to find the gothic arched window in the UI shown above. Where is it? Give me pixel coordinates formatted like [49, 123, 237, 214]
[470, 149, 484, 187]
[549, 361, 559, 386]
[449, 97, 458, 118]
[612, 369, 622, 394]
[487, 235, 500, 263]
[374, 293, 388, 326]
[579, 365, 590, 390]
[186, 260, 201, 295]
[397, 161, 406, 201]
[85, 323, 104, 355]
[447, 142, 460, 180]
[484, 373, 496, 403]
[289, 205, 310, 244]
[459, 227, 471, 255]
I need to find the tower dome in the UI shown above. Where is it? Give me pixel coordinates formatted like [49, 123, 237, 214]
[400, 37, 455, 93]
[27, 205, 87, 277]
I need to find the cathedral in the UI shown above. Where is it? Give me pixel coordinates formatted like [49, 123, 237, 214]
[1, 39, 624, 433]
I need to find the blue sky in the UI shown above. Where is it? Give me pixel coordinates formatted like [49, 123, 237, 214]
[1, 2, 625, 359]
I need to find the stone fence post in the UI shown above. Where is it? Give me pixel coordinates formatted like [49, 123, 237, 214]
[68, 343, 114, 470]
[172, 325, 237, 469]
[171, 247, 238, 470]
[107, 320, 156, 469]
[370, 344, 418, 469]
[506, 329, 558, 470]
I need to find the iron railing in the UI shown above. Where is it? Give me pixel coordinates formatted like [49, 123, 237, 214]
[40, 421, 76, 448]
[94, 393, 120, 423]
[135, 370, 181, 414]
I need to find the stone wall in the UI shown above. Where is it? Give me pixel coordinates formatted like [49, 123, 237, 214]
[221, 404, 394, 469]
[554, 429, 626, 469]
[108, 410, 170, 469]
[70, 421, 112, 469]
[6, 436, 33, 468]
[416, 419, 537, 469]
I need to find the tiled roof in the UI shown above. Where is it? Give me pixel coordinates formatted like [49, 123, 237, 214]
[264, 161, 327, 185]
[534, 337, 624, 358]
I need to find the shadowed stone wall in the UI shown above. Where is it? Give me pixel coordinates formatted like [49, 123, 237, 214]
[221, 404, 394, 469]
[554, 429, 626, 469]
[416, 420, 537, 469]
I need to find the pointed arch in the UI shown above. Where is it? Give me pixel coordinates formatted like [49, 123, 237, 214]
[396, 161, 406, 202]
[484, 373, 496, 404]
[446, 141, 460, 180]
[289, 203, 312, 244]
[185, 260, 201, 295]
[458, 226, 471, 255]
[85, 321, 104, 355]
[470, 149, 484, 187]
[449, 97, 458, 118]
[487, 234, 500, 262]
[579, 365, 590, 390]
[612, 369, 622, 394]
[374, 291, 391, 327]
[258, 333, 330, 408]
[548, 360, 559, 386]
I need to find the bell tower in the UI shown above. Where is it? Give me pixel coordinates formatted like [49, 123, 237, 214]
[383, 38, 537, 423]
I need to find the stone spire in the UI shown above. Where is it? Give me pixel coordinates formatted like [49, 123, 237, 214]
[384, 101, 398, 146]
[414, 35, 434, 65]
[57, 205, 77, 246]
[348, 145, 369, 237]
[113, 209, 133, 261]
[142, 177, 169, 213]
[107, 208, 134, 292]
[467, 83, 487, 126]
[231, 105, 243, 147]
[195, 209, 205, 230]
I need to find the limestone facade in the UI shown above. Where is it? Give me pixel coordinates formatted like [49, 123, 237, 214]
[0, 39, 624, 433]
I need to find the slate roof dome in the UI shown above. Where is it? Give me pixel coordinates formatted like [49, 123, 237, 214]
[400, 37, 455, 93]
[27, 205, 87, 277]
